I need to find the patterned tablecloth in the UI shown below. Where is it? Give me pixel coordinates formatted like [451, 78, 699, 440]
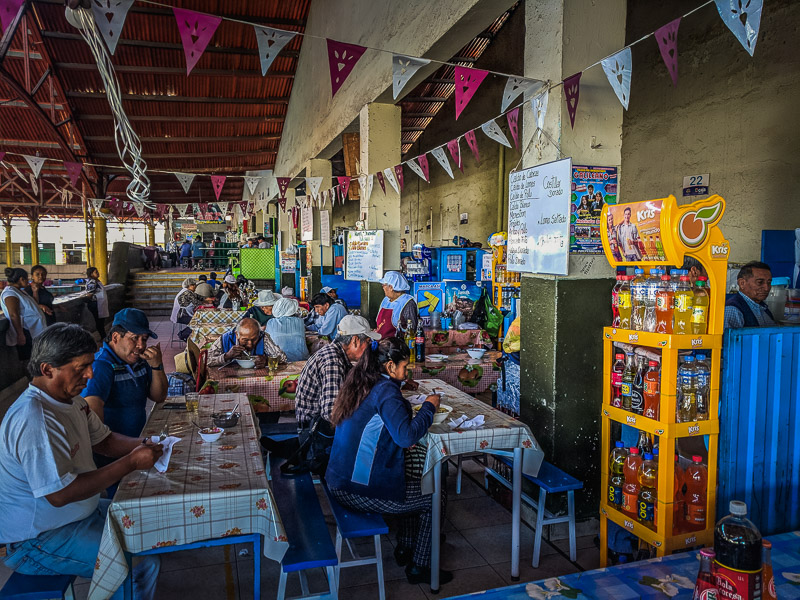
[207, 362, 307, 413]
[88, 393, 287, 600]
[188, 308, 243, 347]
[409, 379, 543, 495]
[410, 351, 501, 394]
[450, 531, 800, 599]
[424, 328, 492, 354]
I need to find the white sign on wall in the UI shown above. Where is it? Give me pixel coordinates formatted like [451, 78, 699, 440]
[345, 229, 384, 282]
[300, 207, 313, 242]
[507, 157, 572, 276]
[320, 210, 331, 247]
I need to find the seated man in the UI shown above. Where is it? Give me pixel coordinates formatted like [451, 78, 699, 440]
[320, 286, 346, 307]
[307, 292, 348, 340]
[724, 261, 775, 328]
[243, 290, 279, 328]
[0, 323, 163, 600]
[207, 317, 287, 368]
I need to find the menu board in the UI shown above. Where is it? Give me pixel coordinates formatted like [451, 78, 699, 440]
[345, 230, 384, 282]
[320, 210, 331, 246]
[300, 208, 313, 242]
[507, 158, 572, 276]
[279, 252, 296, 273]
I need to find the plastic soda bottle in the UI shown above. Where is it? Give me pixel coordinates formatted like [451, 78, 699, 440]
[637, 452, 658, 528]
[618, 276, 633, 329]
[608, 441, 627, 509]
[643, 360, 660, 420]
[656, 275, 674, 334]
[674, 454, 686, 534]
[714, 501, 763, 600]
[693, 548, 720, 600]
[644, 269, 660, 332]
[692, 279, 710, 335]
[621, 352, 636, 412]
[611, 353, 625, 408]
[677, 356, 698, 422]
[763, 540, 776, 600]
[674, 276, 694, 334]
[622, 447, 642, 516]
[631, 268, 647, 331]
[685, 455, 708, 531]
[695, 353, 711, 421]
[415, 320, 426, 363]
[405, 320, 416, 364]
[631, 355, 646, 415]
[612, 275, 623, 327]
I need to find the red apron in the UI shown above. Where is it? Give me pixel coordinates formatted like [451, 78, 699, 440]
[376, 306, 397, 339]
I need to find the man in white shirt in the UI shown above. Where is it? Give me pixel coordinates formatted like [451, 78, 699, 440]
[0, 323, 163, 600]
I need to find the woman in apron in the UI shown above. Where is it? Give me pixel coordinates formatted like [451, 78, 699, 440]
[376, 271, 417, 339]
[2, 267, 47, 359]
[85, 266, 109, 335]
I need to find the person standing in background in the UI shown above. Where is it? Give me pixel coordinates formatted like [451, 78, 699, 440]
[1, 267, 47, 360]
[25, 264, 56, 326]
[85, 266, 109, 335]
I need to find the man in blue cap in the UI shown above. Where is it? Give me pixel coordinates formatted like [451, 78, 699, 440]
[83, 308, 168, 440]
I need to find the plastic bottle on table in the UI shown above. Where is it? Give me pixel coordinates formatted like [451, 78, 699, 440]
[714, 501, 763, 599]
[763, 540, 776, 600]
[622, 447, 642, 516]
[693, 548, 720, 600]
[631, 268, 647, 331]
[674, 276, 694, 334]
[405, 320, 416, 364]
[655, 275, 674, 334]
[612, 275, 623, 327]
[643, 269, 660, 332]
[695, 353, 711, 421]
[692, 279, 709, 335]
[685, 455, 708, 531]
[631, 355, 646, 416]
[415, 320, 426, 363]
[677, 356, 698, 422]
[618, 276, 633, 329]
[621, 351, 636, 412]
[674, 454, 686, 534]
[637, 452, 658, 528]
[643, 360, 660, 420]
[611, 353, 625, 408]
[608, 441, 627, 509]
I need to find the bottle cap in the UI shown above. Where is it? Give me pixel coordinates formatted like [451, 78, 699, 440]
[644, 453, 653, 460]
[696, 353, 706, 360]
[698, 276, 708, 281]
[763, 540, 772, 548]
[684, 356, 695, 362]
[648, 360, 658, 366]
[692, 455, 703, 463]
[653, 447, 659, 456]
[616, 353, 624, 359]
[700, 548, 716, 558]
[629, 447, 639, 454]
[729, 500, 748, 516]
[650, 269, 659, 275]
[615, 441, 624, 448]
[674, 453, 680, 461]
[695, 280, 705, 287]
[680, 276, 690, 281]
[661, 275, 670, 281]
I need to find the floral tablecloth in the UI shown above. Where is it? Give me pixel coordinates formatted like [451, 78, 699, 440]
[207, 361, 307, 413]
[409, 379, 543, 495]
[88, 393, 287, 599]
[424, 328, 492, 354]
[188, 308, 243, 347]
[410, 351, 501, 394]
[449, 531, 800, 599]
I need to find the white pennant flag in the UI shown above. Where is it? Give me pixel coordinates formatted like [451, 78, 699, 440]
[90, 0, 135, 55]
[305, 177, 323, 198]
[253, 25, 296, 76]
[365, 174, 374, 204]
[601, 47, 632, 110]
[174, 172, 195, 194]
[406, 158, 426, 181]
[133, 202, 144, 217]
[23, 155, 46, 178]
[383, 168, 399, 194]
[392, 54, 431, 99]
[430, 147, 454, 179]
[501, 77, 540, 112]
[244, 177, 259, 197]
[531, 92, 549, 137]
[91, 198, 104, 212]
[217, 201, 229, 216]
[481, 119, 512, 148]
[176, 203, 189, 218]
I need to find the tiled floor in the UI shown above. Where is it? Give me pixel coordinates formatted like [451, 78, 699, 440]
[0, 318, 600, 600]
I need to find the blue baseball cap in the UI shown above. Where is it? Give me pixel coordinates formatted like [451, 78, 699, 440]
[112, 308, 158, 339]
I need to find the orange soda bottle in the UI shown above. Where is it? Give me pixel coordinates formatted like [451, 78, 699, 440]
[622, 447, 642, 516]
[655, 275, 674, 334]
[685, 455, 708, 531]
[763, 539, 776, 600]
[643, 360, 660, 420]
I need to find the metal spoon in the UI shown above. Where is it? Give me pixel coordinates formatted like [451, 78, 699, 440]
[227, 403, 239, 417]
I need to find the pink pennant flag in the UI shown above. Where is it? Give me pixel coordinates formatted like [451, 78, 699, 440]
[172, 8, 222, 76]
[291, 207, 299, 228]
[337, 176, 351, 200]
[326, 39, 367, 98]
[210, 175, 226, 200]
[506, 107, 520, 149]
[563, 72, 582, 129]
[417, 154, 430, 182]
[394, 165, 404, 191]
[0, 151, 5, 163]
[446, 138, 463, 172]
[655, 17, 681, 87]
[0, 0, 24, 36]
[376, 171, 386, 195]
[239, 201, 248, 215]
[278, 197, 287, 212]
[454, 66, 489, 120]
[464, 130, 480, 164]
[64, 161, 82, 187]
[277, 177, 290, 198]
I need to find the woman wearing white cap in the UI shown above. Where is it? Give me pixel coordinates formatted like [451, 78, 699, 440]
[243, 290, 279, 327]
[219, 274, 242, 309]
[376, 271, 417, 339]
[266, 297, 309, 362]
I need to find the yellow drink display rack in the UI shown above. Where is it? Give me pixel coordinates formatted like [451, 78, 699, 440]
[597, 195, 729, 565]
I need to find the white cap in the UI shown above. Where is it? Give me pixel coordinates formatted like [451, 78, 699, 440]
[321, 286, 336, 294]
[253, 290, 279, 306]
[281, 286, 294, 297]
[337, 315, 381, 340]
[272, 297, 299, 318]
[378, 271, 410, 292]
[224, 274, 236, 284]
[729, 500, 748, 516]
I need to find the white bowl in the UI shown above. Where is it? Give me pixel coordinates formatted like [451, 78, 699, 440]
[414, 403, 453, 425]
[466, 348, 487, 359]
[235, 358, 256, 369]
[199, 427, 224, 442]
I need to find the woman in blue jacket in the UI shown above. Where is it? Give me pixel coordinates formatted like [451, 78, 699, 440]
[327, 338, 452, 586]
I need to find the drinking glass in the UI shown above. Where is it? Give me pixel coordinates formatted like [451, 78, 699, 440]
[185, 392, 199, 412]
[268, 356, 279, 375]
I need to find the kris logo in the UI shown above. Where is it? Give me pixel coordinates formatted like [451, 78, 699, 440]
[684, 536, 697, 545]
[626, 415, 637, 425]
[678, 200, 723, 248]
[691, 338, 704, 347]
[711, 242, 730, 259]
[623, 520, 634, 530]
[628, 333, 639, 342]
[637, 209, 656, 221]
[688, 425, 700, 435]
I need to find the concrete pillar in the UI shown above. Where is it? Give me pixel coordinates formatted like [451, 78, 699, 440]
[4, 223, 12, 268]
[147, 223, 156, 247]
[359, 103, 402, 321]
[28, 220, 39, 266]
[93, 216, 108, 284]
[517, 0, 626, 520]
[305, 158, 332, 297]
[278, 188, 296, 292]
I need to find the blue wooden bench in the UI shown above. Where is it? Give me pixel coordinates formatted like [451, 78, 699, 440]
[485, 457, 583, 567]
[269, 458, 338, 600]
[320, 480, 388, 600]
[0, 572, 76, 600]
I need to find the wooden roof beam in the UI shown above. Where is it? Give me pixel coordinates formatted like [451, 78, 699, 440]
[55, 63, 295, 79]
[76, 114, 286, 123]
[93, 151, 277, 159]
[67, 91, 289, 104]
[84, 135, 281, 143]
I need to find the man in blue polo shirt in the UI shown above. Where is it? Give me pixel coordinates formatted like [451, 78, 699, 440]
[82, 308, 168, 439]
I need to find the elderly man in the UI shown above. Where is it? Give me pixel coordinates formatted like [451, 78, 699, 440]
[724, 261, 776, 328]
[376, 271, 417, 338]
[307, 292, 348, 339]
[207, 317, 287, 368]
[0, 323, 162, 599]
[321, 286, 346, 307]
[83, 308, 167, 439]
[243, 290, 279, 327]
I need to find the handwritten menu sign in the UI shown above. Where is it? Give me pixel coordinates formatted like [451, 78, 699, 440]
[345, 230, 384, 282]
[300, 208, 313, 242]
[320, 210, 331, 246]
[507, 158, 572, 276]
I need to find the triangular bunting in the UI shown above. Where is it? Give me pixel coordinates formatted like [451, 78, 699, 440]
[655, 18, 681, 87]
[23, 155, 46, 178]
[326, 39, 367, 98]
[406, 158, 426, 182]
[64, 161, 82, 187]
[172, 8, 222, 76]
[454, 66, 489, 120]
[176, 203, 189, 218]
[306, 177, 323, 197]
[175, 172, 195, 194]
[253, 25, 296, 76]
[392, 54, 431, 99]
[133, 202, 144, 217]
[715, 0, 763, 56]
[337, 176, 351, 201]
[244, 176, 259, 197]
[91, 198, 104, 212]
[383, 168, 399, 194]
[394, 165, 404, 191]
[291, 206, 299, 229]
[90, 0, 134, 55]
[601, 48, 632, 110]
[507, 107, 520, 149]
[417, 155, 430, 182]
[481, 119, 511, 148]
[376, 171, 386, 195]
[532, 92, 548, 137]
[446, 138, 463, 172]
[365, 174, 374, 202]
[278, 197, 287, 212]
[464, 130, 480, 164]
[210, 175, 226, 201]
[431, 147, 453, 179]
[0, 0, 24, 36]
[563, 72, 582, 129]
[218, 202, 230, 216]
[277, 177, 290, 198]
[501, 76, 539, 113]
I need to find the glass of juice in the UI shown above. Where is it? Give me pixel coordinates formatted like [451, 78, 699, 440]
[185, 392, 199, 412]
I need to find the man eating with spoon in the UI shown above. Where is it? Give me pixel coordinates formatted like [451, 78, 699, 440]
[206, 317, 287, 368]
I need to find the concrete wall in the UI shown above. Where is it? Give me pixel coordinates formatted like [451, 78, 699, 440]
[621, 0, 800, 262]
[108, 241, 146, 285]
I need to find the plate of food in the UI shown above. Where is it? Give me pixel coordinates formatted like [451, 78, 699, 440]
[426, 354, 448, 362]
[198, 426, 224, 442]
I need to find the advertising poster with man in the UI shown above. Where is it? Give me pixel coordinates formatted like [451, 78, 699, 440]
[570, 165, 618, 254]
[605, 200, 666, 263]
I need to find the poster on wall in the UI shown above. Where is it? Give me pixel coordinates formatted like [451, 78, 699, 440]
[570, 165, 618, 254]
[193, 203, 225, 224]
[320, 210, 331, 246]
[300, 208, 313, 242]
[280, 251, 296, 273]
[507, 158, 572, 276]
[606, 200, 666, 262]
[345, 230, 384, 282]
